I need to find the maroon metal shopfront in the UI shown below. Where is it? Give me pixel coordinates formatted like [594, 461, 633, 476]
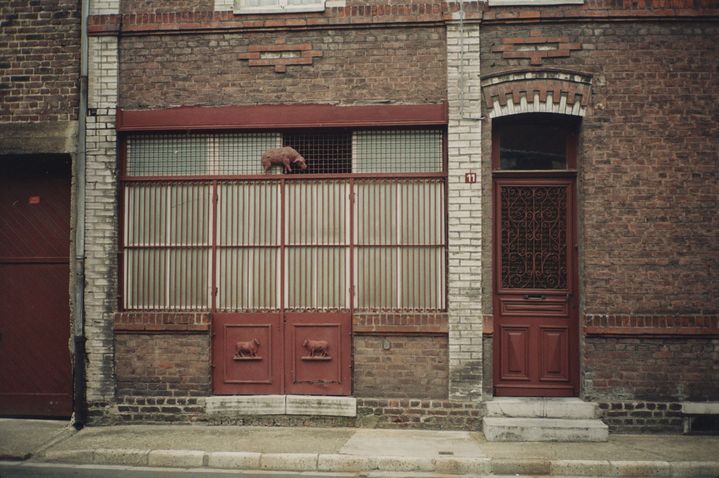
[118, 121, 447, 397]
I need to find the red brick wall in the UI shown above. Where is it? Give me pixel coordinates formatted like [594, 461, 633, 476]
[115, 334, 211, 397]
[121, 0, 213, 14]
[353, 335, 448, 399]
[118, 27, 446, 109]
[584, 337, 719, 401]
[480, 21, 719, 401]
[0, 0, 80, 122]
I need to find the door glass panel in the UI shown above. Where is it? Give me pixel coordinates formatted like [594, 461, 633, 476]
[499, 124, 567, 170]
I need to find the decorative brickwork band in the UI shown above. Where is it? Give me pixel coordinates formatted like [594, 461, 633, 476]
[584, 314, 719, 336]
[353, 312, 448, 335]
[239, 38, 322, 73]
[481, 70, 592, 118]
[114, 312, 211, 333]
[492, 33, 582, 66]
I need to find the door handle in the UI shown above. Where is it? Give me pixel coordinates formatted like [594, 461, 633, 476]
[523, 294, 545, 300]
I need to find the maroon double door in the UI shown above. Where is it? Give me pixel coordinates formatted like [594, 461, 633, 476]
[0, 156, 73, 416]
[213, 312, 351, 395]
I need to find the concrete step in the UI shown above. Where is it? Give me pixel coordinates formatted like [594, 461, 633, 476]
[483, 417, 609, 442]
[484, 397, 599, 419]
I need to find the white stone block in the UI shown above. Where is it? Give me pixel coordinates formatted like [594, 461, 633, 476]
[205, 395, 286, 415]
[285, 395, 356, 417]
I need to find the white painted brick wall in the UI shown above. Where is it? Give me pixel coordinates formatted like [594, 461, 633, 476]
[446, 22, 483, 401]
[91, 0, 119, 15]
[85, 35, 119, 402]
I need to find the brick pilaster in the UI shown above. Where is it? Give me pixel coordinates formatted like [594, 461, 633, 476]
[85, 0, 119, 402]
[446, 21, 483, 401]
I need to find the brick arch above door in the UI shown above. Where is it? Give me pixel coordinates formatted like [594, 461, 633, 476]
[481, 70, 593, 119]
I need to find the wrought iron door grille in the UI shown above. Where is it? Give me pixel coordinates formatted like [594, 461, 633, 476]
[500, 185, 568, 290]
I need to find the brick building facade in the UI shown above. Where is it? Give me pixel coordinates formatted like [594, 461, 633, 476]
[2, 0, 717, 433]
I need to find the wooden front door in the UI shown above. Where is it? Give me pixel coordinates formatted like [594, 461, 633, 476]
[0, 156, 73, 416]
[492, 115, 580, 397]
[493, 177, 578, 396]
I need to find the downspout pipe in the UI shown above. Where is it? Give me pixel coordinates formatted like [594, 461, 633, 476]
[73, 0, 90, 430]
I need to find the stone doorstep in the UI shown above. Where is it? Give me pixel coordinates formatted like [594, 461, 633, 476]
[484, 397, 600, 419]
[40, 451, 719, 477]
[205, 395, 357, 417]
[482, 417, 609, 442]
[682, 401, 719, 415]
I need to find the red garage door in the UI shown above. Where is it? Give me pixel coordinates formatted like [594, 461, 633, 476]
[0, 156, 73, 417]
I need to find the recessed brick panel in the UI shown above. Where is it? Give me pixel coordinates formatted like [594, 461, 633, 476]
[115, 334, 211, 397]
[121, 0, 213, 14]
[119, 27, 446, 109]
[583, 337, 719, 402]
[353, 335, 448, 399]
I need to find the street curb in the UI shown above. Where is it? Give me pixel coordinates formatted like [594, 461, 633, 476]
[37, 449, 719, 477]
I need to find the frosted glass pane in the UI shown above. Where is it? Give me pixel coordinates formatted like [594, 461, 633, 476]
[127, 135, 208, 176]
[216, 133, 281, 175]
[353, 130, 443, 173]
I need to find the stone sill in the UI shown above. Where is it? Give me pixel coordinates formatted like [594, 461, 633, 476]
[488, 0, 584, 5]
[206, 395, 357, 417]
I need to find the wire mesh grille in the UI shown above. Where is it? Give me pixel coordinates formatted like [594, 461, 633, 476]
[284, 131, 353, 175]
[126, 133, 281, 177]
[125, 129, 443, 176]
[353, 130, 443, 173]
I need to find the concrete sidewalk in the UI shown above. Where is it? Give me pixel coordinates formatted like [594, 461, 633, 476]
[2, 419, 719, 477]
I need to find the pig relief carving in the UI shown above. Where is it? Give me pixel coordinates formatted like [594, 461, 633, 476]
[234, 338, 260, 359]
[302, 339, 330, 359]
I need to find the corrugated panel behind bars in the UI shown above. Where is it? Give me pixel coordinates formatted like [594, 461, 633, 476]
[123, 182, 212, 310]
[353, 179, 445, 310]
[285, 180, 350, 310]
[216, 181, 280, 311]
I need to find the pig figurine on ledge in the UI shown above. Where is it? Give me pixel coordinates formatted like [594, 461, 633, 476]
[261, 147, 308, 173]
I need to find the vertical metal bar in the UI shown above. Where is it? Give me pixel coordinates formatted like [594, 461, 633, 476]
[280, 178, 286, 313]
[349, 178, 354, 314]
[145, 184, 151, 308]
[212, 180, 218, 312]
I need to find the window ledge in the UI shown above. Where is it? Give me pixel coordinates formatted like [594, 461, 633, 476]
[234, 3, 325, 14]
[488, 0, 584, 5]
